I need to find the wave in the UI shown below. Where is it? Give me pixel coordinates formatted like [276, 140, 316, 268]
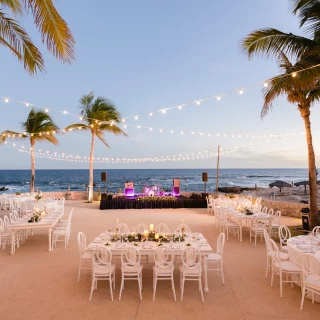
[246, 175, 273, 178]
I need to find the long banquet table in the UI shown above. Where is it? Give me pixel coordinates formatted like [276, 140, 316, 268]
[7, 211, 64, 255]
[287, 235, 320, 302]
[226, 210, 274, 241]
[85, 232, 213, 292]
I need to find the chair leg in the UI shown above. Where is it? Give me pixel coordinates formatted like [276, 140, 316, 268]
[265, 256, 269, 279]
[280, 272, 283, 297]
[221, 261, 225, 284]
[171, 275, 176, 301]
[180, 276, 185, 302]
[89, 275, 95, 301]
[109, 275, 114, 301]
[78, 260, 82, 282]
[300, 286, 306, 310]
[119, 275, 124, 301]
[199, 276, 204, 302]
[153, 277, 157, 302]
[271, 266, 274, 287]
[138, 274, 142, 301]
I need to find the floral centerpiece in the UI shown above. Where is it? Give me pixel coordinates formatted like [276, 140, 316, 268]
[28, 210, 47, 223]
[239, 207, 254, 215]
[136, 195, 176, 202]
[35, 195, 43, 201]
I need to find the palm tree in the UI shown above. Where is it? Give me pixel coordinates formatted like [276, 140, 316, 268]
[241, 1, 320, 229]
[0, 0, 75, 75]
[65, 92, 127, 203]
[0, 108, 59, 192]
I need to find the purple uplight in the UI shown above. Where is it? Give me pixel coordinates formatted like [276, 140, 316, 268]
[125, 188, 135, 197]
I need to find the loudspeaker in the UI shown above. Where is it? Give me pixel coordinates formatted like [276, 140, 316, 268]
[101, 172, 107, 182]
[173, 178, 180, 187]
[202, 172, 208, 182]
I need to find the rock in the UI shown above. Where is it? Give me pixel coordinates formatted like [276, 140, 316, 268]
[218, 187, 241, 194]
[0, 187, 8, 191]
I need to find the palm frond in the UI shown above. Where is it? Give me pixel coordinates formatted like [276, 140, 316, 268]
[307, 84, 320, 104]
[241, 28, 317, 60]
[97, 124, 128, 137]
[22, 108, 60, 139]
[95, 131, 110, 148]
[24, 0, 75, 63]
[292, 0, 320, 38]
[0, 11, 45, 74]
[0, 130, 28, 143]
[64, 123, 89, 132]
[2, 0, 23, 14]
[33, 133, 58, 145]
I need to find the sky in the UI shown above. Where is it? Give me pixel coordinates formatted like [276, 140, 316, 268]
[1, 0, 320, 169]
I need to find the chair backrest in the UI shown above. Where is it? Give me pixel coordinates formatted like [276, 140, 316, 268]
[268, 208, 274, 216]
[273, 211, 281, 225]
[3, 215, 10, 229]
[261, 206, 268, 214]
[93, 246, 112, 271]
[182, 247, 201, 274]
[13, 210, 19, 220]
[117, 223, 128, 234]
[154, 247, 174, 271]
[77, 232, 86, 254]
[121, 247, 141, 271]
[279, 225, 291, 248]
[311, 226, 320, 236]
[301, 253, 320, 281]
[9, 212, 16, 223]
[134, 223, 148, 234]
[264, 229, 272, 254]
[269, 239, 281, 264]
[216, 232, 225, 257]
[0, 218, 4, 233]
[155, 223, 170, 234]
[176, 223, 191, 233]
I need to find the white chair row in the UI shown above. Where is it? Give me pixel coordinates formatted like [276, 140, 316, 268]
[51, 208, 73, 250]
[78, 231, 226, 302]
[117, 222, 191, 234]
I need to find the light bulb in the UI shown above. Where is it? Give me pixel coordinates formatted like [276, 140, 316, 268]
[239, 89, 243, 94]
[178, 105, 182, 110]
[63, 110, 67, 114]
[149, 128, 152, 131]
[196, 101, 200, 105]
[45, 108, 49, 113]
[25, 103, 30, 107]
[160, 129, 163, 132]
[122, 118, 125, 122]
[162, 109, 166, 114]
[4, 98, 9, 103]
[80, 117, 83, 121]
[149, 112, 153, 116]
[217, 96, 221, 101]
[124, 125, 127, 128]
[292, 72, 297, 78]
[134, 116, 138, 120]
[263, 82, 268, 88]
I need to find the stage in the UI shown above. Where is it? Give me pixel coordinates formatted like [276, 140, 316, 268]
[99, 198, 207, 210]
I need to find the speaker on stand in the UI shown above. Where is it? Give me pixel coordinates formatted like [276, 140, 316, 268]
[101, 172, 107, 193]
[202, 172, 208, 193]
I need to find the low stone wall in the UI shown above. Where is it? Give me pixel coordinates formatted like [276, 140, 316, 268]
[260, 198, 320, 218]
[41, 191, 101, 201]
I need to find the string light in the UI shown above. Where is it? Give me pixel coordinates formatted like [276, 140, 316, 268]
[162, 109, 166, 114]
[25, 103, 30, 107]
[196, 101, 200, 105]
[2, 63, 320, 124]
[9, 133, 298, 164]
[263, 82, 269, 88]
[239, 89, 243, 95]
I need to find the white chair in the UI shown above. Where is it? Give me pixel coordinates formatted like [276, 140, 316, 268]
[311, 226, 320, 237]
[300, 254, 320, 310]
[119, 246, 143, 301]
[221, 210, 240, 240]
[264, 230, 288, 278]
[176, 223, 192, 234]
[77, 232, 92, 282]
[117, 223, 129, 234]
[279, 226, 291, 253]
[0, 216, 20, 250]
[261, 206, 268, 214]
[153, 247, 176, 301]
[206, 197, 214, 215]
[155, 223, 170, 234]
[52, 209, 73, 249]
[134, 223, 148, 234]
[271, 211, 281, 237]
[89, 246, 115, 301]
[207, 232, 225, 284]
[179, 247, 204, 302]
[270, 239, 301, 297]
[249, 222, 265, 246]
[268, 208, 274, 217]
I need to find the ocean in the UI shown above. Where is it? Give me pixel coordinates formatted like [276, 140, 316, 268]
[0, 168, 309, 194]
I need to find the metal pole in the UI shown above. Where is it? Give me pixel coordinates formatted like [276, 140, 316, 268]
[216, 145, 220, 193]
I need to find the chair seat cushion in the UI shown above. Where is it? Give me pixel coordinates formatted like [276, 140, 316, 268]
[225, 222, 238, 227]
[274, 261, 301, 272]
[121, 264, 143, 273]
[93, 263, 115, 275]
[178, 264, 202, 274]
[306, 274, 320, 288]
[207, 253, 222, 262]
[250, 226, 265, 232]
[281, 246, 288, 253]
[268, 251, 289, 260]
[53, 229, 67, 235]
[153, 265, 174, 274]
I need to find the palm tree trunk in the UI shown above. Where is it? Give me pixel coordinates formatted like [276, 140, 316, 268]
[88, 131, 95, 202]
[300, 108, 319, 229]
[30, 139, 35, 193]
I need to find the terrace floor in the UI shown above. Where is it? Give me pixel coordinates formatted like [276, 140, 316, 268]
[0, 201, 319, 320]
